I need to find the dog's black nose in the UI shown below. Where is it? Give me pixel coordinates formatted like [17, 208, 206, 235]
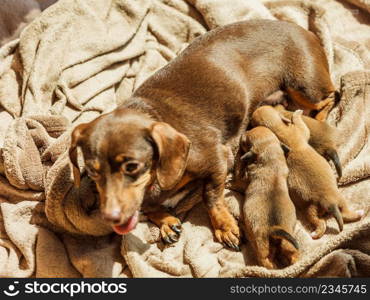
[103, 210, 121, 224]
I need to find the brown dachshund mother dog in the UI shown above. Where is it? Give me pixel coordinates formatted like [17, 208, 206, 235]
[69, 20, 336, 250]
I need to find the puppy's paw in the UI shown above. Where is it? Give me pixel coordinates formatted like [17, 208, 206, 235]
[342, 209, 365, 223]
[357, 209, 365, 218]
[310, 227, 326, 239]
[160, 216, 182, 244]
[310, 220, 327, 240]
[310, 231, 321, 239]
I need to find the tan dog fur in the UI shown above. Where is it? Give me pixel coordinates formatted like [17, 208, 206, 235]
[251, 106, 363, 239]
[274, 104, 342, 177]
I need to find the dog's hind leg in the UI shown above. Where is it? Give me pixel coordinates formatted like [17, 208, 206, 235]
[257, 237, 275, 269]
[314, 93, 336, 121]
[286, 88, 335, 121]
[279, 239, 299, 266]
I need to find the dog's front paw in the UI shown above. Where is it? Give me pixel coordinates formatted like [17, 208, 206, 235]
[214, 225, 240, 251]
[209, 205, 240, 251]
[160, 216, 182, 244]
[146, 211, 182, 244]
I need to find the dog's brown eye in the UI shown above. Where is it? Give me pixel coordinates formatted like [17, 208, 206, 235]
[121, 161, 143, 176]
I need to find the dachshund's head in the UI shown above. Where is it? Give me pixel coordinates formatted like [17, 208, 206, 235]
[69, 108, 190, 234]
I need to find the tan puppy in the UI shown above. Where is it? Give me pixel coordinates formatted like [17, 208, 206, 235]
[252, 106, 363, 239]
[274, 104, 342, 177]
[241, 127, 299, 269]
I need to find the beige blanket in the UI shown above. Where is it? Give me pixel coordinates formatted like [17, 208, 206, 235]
[0, 0, 369, 278]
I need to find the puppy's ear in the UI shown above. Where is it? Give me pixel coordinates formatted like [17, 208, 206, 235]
[281, 143, 290, 155]
[151, 122, 191, 190]
[239, 133, 249, 152]
[240, 151, 256, 163]
[240, 133, 256, 163]
[280, 114, 292, 125]
[292, 110, 310, 139]
[69, 123, 88, 187]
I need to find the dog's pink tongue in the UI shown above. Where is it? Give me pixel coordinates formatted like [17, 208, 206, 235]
[112, 211, 139, 235]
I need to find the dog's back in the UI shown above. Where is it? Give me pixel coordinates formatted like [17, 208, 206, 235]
[131, 20, 334, 146]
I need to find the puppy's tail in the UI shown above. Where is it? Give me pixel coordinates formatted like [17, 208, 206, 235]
[326, 149, 342, 178]
[328, 204, 344, 232]
[270, 227, 299, 250]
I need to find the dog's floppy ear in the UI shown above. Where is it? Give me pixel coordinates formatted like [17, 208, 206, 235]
[150, 122, 191, 190]
[69, 123, 88, 187]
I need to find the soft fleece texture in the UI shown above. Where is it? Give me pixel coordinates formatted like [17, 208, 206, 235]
[0, 0, 369, 278]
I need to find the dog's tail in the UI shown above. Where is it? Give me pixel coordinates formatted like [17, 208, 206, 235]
[270, 227, 299, 250]
[328, 204, 344, 232]
[326, 149, 342, 178]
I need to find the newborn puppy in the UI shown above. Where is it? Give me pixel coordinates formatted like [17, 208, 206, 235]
[274, 104, 342, 177]
[252, 106, 363, 239]
[241, 127, 299, 269]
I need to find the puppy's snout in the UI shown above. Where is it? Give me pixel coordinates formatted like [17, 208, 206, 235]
[103, 210, 122, 224]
